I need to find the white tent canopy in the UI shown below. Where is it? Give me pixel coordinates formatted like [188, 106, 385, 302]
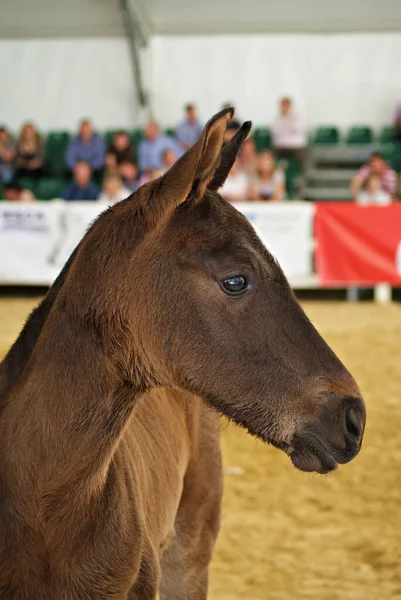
[1, 1, 401, 130]
[1, 0, 400, 38]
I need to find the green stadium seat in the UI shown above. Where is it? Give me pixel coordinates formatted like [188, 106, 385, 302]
[277, 157, 301, 199]
[36, 177, 64, 200]
[379, 125, 398, 144]
[312, 126, 340, 145]
[253, 128, 271, 152]
[130, 129, 143, 146]
[164, 128, 175, 137]
[345, 126, 373, 145]
[18, 177, 37, 194]
[45, 131, 70, 176]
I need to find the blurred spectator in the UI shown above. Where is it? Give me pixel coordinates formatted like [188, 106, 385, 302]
[3, 182, 35, 202]
[395, 102, 401, 141]
[61, 161, 100, 201]
[220, 157, 249, 203]
[0, 126, 15, 184]
[106, 131, 135, 172]
[14, 122, 45, 180]
[350, 152, 397, 198]
[272, 98, 307, 172]
[239, 137, 257, 174]
[161, 149, 177, 174]
[248, 151, 285, 202]
[137, 169, 163, 188]
[119, 161, 138, 192]
[66, 119, 106, 177]
[137, 121, 183, 173]
[356, 174, 391, 206]
[176, 104, 202, 150]
[98, 174, 131, 205]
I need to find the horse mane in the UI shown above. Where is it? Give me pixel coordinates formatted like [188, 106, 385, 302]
[0, 244, 80, 400]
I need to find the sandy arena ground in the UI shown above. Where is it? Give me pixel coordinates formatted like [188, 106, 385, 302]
[0, 297, 399, 600]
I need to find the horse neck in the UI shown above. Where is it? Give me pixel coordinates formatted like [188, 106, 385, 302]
[0, 246, 79, 399]
[0, 302, 144, 500]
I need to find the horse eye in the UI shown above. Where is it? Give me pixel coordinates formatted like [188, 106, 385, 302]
[222, 275, 248, 295]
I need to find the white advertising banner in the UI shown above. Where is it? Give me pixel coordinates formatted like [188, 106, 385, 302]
[235, 202, 314, 280]
[0, 201, 314, 286]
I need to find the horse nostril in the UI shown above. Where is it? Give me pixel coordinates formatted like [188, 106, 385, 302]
[345, 406, 362, 441]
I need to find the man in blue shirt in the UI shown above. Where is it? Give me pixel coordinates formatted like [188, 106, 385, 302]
[137, 122, 184, 174]
[62, 161, 100, 201]
[65, 120, 106, 177]
[175, 104, 202, 150]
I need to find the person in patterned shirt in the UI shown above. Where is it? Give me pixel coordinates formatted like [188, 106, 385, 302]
[350, 152, 397, 199]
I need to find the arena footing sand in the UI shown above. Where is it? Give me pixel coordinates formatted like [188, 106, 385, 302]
[1, 298, 400, 600]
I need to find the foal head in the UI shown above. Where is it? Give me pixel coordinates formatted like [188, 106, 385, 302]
[61, 108, 365, 474]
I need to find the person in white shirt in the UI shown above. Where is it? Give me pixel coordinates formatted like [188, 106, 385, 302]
[248, 151, 285, 202]
[220, 157, 249, 203]
[356, 174, 391, 206]
[271, 97, 307, 172]
[98, 174, 132, 205]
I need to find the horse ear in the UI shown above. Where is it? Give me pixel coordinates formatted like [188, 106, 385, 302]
[208, 121, 252, 191]
[155, 107, 234, 207]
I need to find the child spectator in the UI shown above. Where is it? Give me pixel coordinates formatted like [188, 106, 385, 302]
[106, 131, 135, 172]
[98, 174, 132, 205]
[14, 123, 45, 181]
[3, 182, 36, 202]
[61, 161, 100, 201]
[119, 161, 138, 192]
[356, 174, 391, 206]
[0, 126, 15, 184]
[248, 151, 285, 201]
[66, 119, 106, 179]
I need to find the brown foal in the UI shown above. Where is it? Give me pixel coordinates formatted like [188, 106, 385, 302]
[0, 108, 365, 599]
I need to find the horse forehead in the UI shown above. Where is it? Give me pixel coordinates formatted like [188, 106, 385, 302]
[170, 192, 253, 245]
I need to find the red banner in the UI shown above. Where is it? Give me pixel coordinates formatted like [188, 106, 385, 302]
[315, 203, 401, 285]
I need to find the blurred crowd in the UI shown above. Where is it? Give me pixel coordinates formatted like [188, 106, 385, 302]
[1, 98, 401, 204]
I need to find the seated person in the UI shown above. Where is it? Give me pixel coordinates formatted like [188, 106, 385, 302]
[0, 126, 15, 184]
[119, 161, 138, 192]
[161, 149, 177, 174]
[66, 119, 106, 178]
[220, 157, 249, 203]
[14, 122, 45, 180]
[98, 174, 132, 205]
[3, 181, 36, 202]
[61, 161, 100, 201]
[248, 151, 285, 201]
[356, 174, 391, 206]
[175, 104, 202, 150]
[239, 137, 257, 173]
[137, 121, 184, 173]
[350, 152, 397, 198]
[106, 131, 135, 171]
[271, 97, 307, 173]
